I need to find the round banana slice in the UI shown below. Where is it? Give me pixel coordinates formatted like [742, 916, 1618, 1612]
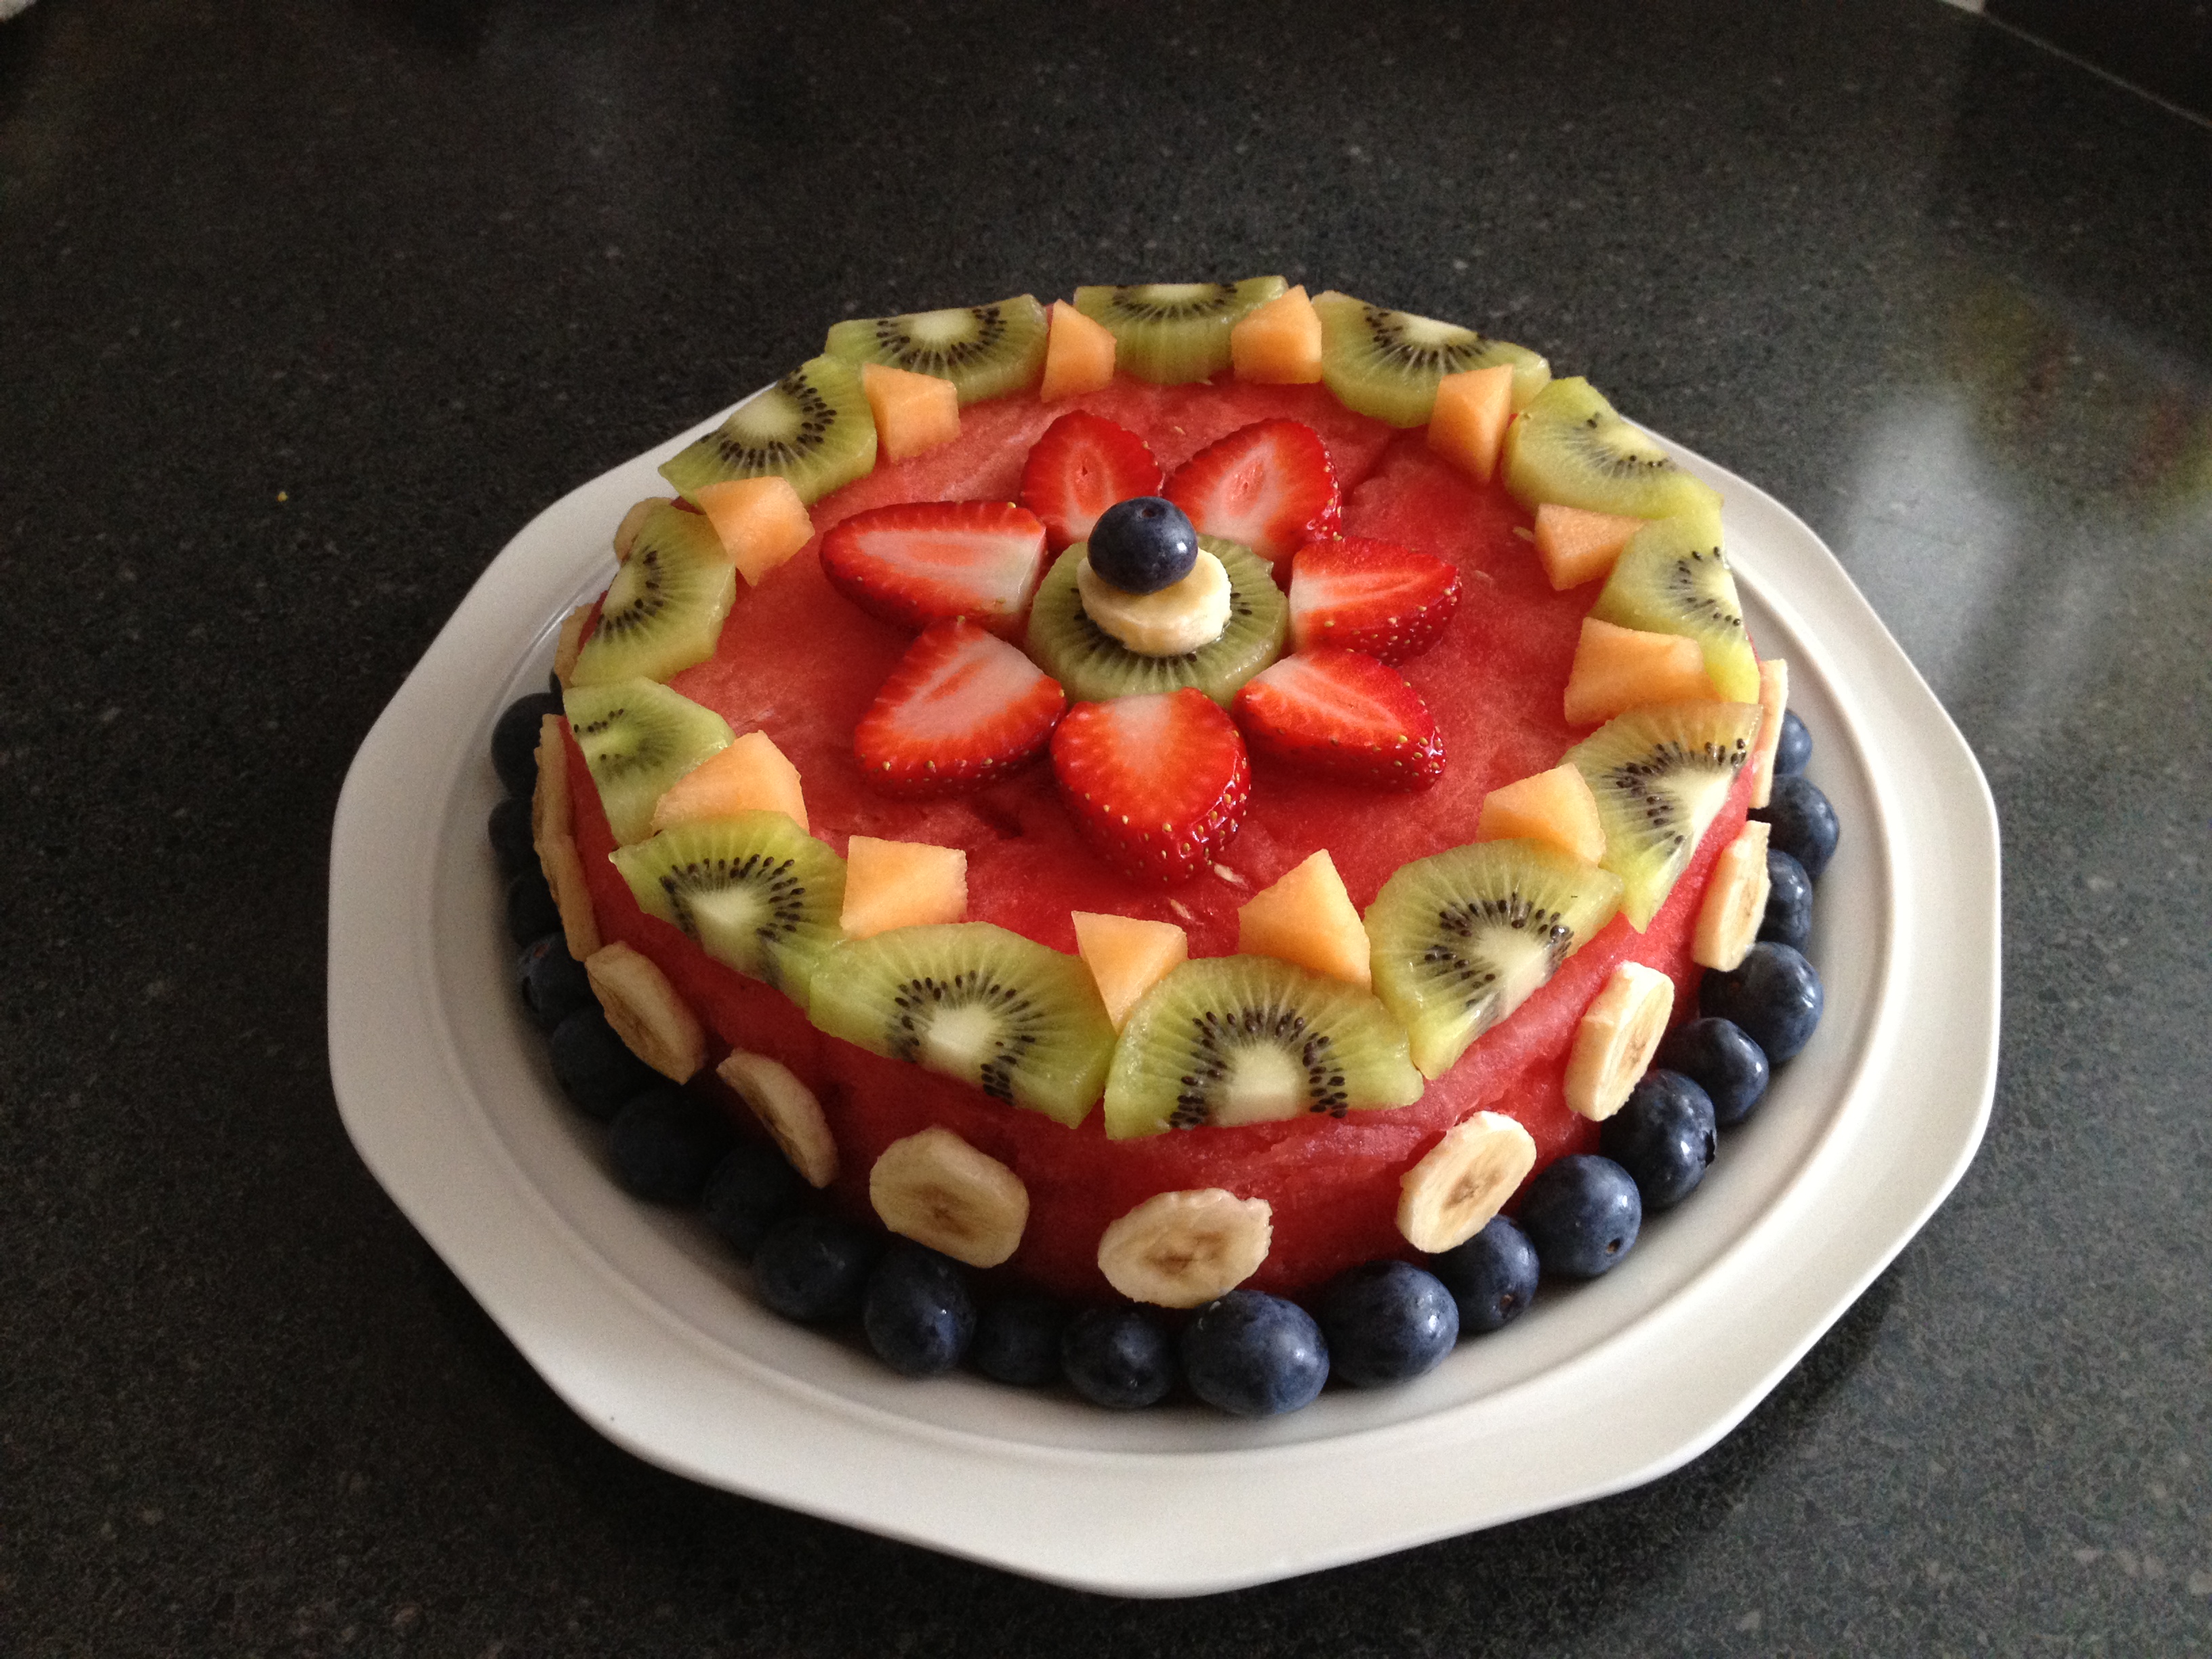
[1749, 658, 1790, 809]
[868, 1127, 1029, 1268]
[716, 1049, 838, 1188]
[1076, 550, 1231, 656]
[1097, 1188, 1271, 1308]
[1693, 819, 1774, 973]
[1563, 960, 1676, 1121]
[584, 941, 705, 1082]
[612, 496, 671, 562]
[1397, 1111, 1538, 1254]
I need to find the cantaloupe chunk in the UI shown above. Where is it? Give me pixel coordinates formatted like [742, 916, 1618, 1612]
[1040, 299, 1116, 401]
[861, 362, 962, 462]
[1475, 763, 1606, 866]
[1533, 503, 1647, 590]
[1072, 911, 1189, 1031]
[693, 476, 815, 586]
[1427, 364, 1516, 485]
[1563, 616, 1716, 726]
[1230, 285, 1322, 384]
[1748, 657, 1790, 809]
[650, 729, 809, 834]
[1236, 848, 1371, 989]
[840, 836, 968, 939]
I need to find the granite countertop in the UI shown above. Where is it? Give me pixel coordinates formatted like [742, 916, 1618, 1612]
[4, 0, 2208, 1651]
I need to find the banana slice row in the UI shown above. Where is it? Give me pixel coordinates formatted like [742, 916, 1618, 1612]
[718, 1049, 838, 1188]
[1564, 960, 1676, 1121]
[1693, 819, 1773, 973]
[1097, 1188, 1271, 1307]
[868, 1126, 1029, 1268]
[584, 941, 705, 1082]
[1397, 1111, 1538, 1254]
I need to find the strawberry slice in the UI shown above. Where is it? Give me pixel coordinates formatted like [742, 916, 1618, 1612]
[1050, 690, 1252, 883]
[1287, 537, 1463, 663]
[854, 618, 1067, 794]
[1163, 419, 1341, 563]
[820, 500, 1049, 637]
[1233, 649, 1446, 790]
[1019, 411, 1163, 550]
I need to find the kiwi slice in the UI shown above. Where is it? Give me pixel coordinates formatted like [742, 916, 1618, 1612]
[562, 678, 734, 846]
[609, 811, 846, 1004]
[1565, 701, 1764, 931]
[823, 295, 1048, 405]
[808, 922, 1118, 1126]
[1589, 516, 1761, 702]
[1365, 840, 1626, 1080]
[1026, 535, 1286, 705]
[1502, 376, 1723, 523]
[567, 504, 738, 688]
[1103, 954, 1423, 1139]
[1071, 278, 1288, 384]
[659, 354, 878, 505]
[1311, 291, 1551, 427]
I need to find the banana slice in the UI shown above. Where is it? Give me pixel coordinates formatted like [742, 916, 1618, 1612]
[531, 716, 600, 959]
[1076, 550, 1231, 656]
[531, 713, 573, 846]
[552, 603, 592, 687]
[1693, 819, 1774, 972]
[1749, 658, 1789, 809]
[584, 941, 705, 1082]
[1096, 1188, 1272, 1308]
[1397, 1111, 1538, 1254]
[716, 1049, 838, 1188]
[613, 496, 671, 562]
[1564, 961, 1675, 1121]
[868, 1127, 1029, 1267]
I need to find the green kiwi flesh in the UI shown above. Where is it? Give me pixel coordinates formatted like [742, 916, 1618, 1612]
[807, 922, 1117, 1126]
[823, 295, 1048, 405]
[567, 504, 738, 688]
[1589, 516, 1761, 702]
[1103, 954, 1423, 1139]
[1565, 701, 1763, 930]
[1071, 278, 1288, 384]
[1311, 291, 1551, 427]
[609, 811, 846, 1005]
[1503, 376, 1723, 522]
[561, 678, 734, 846]
[1026, 535, 1285, 705]
[1365, 840, 1626, 1080]
[659, 354, 878, 505]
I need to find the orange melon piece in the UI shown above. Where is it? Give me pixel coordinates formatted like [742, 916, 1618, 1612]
[1475, 762, 1606, 866]
[1230, 285, 1323, 384]
[861, 362, 962, 462]
[1563, 616, 1717, 726]
[650, 729, 809, 834]
[1427, 364, 1516, 485]
[1748, 657, 1790, 808]
[1072, 912, 1189, 1031]
[1040, 299, 1116, 401]
[840, 836, 968, 939]
[693, 476, 815, 586]
[1236, 848, 1371, 989]
[1533, 503, 1647, 590]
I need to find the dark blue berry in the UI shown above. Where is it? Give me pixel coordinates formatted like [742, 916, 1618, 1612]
[701, 1140, 806, 1254]
[1518, 1155, 1642, 1279]
[862, 1244, 977, 1377]
[505, 867, 562, 945]
[607, 1087, 735, 1204]
[548, 1006, 661, 1120]
[1601, 1071, 1717, 1212]
[1701, 941, 1824, 1063]
[1773, 709, 1812, 776]
[1061, 1306, 1176, 1410]
[1179, 1290, 1330, 1416]
[1760, 848, 1814, 953]
[753, 1214, 882, 1324]
[1752, 774, 1839, 880]
[491, 691, 564, 797]
[488, 795, 537, 878]
[1428, 1216, 1540, 1334]
[969, 1294, 1069, 1387]
[1085, 496, 1199, 594]
[1655, 1017, 1771, 1127]
[516, 933, 593, 1030]
[1315, 1261, 1458, 1388]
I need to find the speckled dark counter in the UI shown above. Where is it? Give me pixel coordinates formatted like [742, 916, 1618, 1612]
[4, 1, 2209, 1651]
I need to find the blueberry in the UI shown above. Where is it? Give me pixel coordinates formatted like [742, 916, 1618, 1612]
[1517, 1155, 1642, 1279]
[863, 1243, 977, 1377]
[1760, 848, 1814, 953]
[516, 933, 593, 1030]
[491, 691, 564, 797]
[1179, 1290, 1330, 1416]
[1428, 1216, 1540, 1335]
[488, 794, 537, 878]
[1085, 495, 1199, 594]
[1773, 709, 1812, 776]
[969, 1294, 1069, 1387]
[1751, 774, 1839, 880]
[701, 1140, 806, 1254]
[1655, 1017, 1771, 1127]
[1314, 1261, 1458, 1388]
[607, 1086, 735, 1204]
[548, 1006, 661, 1120]
[1601, 1071, 1717, 1212]
[505, 867, 562, 945]
[1061, 1305, 1176, 1410]
[752, 1214, 882, 1324]
[1700, 941, 1824, 1063]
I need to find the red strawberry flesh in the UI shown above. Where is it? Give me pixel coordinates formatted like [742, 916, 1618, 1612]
[1164, 417, 1341, 562]
[1233, 647, 1446, 789]
[1287, 536, 1462, 663]
[1019, 411, 1163, 550]
[1050, 690, 1251, 882]
[853, 617, 1066, 794]
[820, 499, 1048, 637]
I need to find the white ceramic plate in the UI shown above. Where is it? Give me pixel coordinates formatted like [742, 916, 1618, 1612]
[329, 408, 1999, 1597]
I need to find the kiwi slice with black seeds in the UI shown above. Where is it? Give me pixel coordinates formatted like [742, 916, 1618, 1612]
[1311, 291, 1551, 427]
[823, 295, 1048, 405]
[1566, 701, 1765, 931]
[1026, 535, 1285, 705]
[1502, 376, 1723, 523]
[1071, 278, 1288, 384]
[567, 504, 738, 688]
[1366, 840, 1626, 1080]
[808, 923, 1118, 1126]
[1589, 516, 1761, 702]
[659, 354, 877, 505]
[562, 678, 734, 846]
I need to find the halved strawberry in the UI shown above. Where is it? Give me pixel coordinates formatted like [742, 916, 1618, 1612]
[1019, 411, 1163, 550]
[1233, 649, 1446, 790]
[820, 500, 1049, 637]
[1050, 690, 1252, 884]
[1287, 537, 1462, 663]
[854, 618, 1067, 794]
[1163, 418, 1340, 563]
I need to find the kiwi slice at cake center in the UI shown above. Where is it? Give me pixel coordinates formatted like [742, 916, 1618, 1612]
[659, 354, 878, 505]
[562, 679, 735, 845]
[1312, 291, 1552, 427]
[1026, 535, 1286, 705]
[1503, 376, 1722, 523]
[1072, 278, 1287, 384]
[567, 504, 738, 688]
[824, 295, 1048, 404]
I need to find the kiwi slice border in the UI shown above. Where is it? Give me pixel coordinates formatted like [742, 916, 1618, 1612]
[1025, 535, 1287, 706]
[1071, 278, 1288, 384]
[561, 678, 735, 846]
[659, 354, 878, 506]
[823, 295, 1048, 405]
[1312, 292, 1552, 427]
[1503, 376, 1722, 523]
[1589, 517, 1761, 702]
[567, 504, 738, 689]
